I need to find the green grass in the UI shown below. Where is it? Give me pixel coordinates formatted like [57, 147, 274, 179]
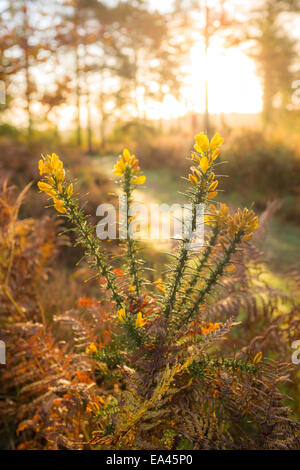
[141, 169, 186, 205]
[263, 218, 300, 269]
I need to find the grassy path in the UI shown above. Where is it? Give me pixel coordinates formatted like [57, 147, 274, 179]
[92, 156, 186, 252]
[93, 155, 300, 270]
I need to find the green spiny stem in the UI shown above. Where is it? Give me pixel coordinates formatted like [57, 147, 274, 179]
[177, 233, 241, 329]
[60, 192, 124, 309]
[123, 320, 144, 348]
[123, 167, 142, 297]
[189, 357, 259, 378]
[176, 225, 220, 310]
[163, 173, 210, 318]
[163, 246, 188, 318]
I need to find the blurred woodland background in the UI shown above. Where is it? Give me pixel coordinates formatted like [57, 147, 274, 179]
[0, 0, 300, 450]
[1, 0, 300, 260]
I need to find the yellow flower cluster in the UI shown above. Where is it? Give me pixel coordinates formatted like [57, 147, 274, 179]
[227, 208, 258, 242]
[188, 133, 223, 201]
[188, 166, 201, 185]
[118, 308, 147, 328]
[205, 203, 230, 228]
[192, 132, 224, 172]
[113, 149, 146, 185]
[38, 153, 65, 181]
[38, 153, 73, 214]
[194, 132, 224, 155]
[188, 167, 219, 199]
[206, 204, 258, 242]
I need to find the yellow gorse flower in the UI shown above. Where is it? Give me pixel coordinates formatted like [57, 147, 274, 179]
[133, 175, 146, 185]
[86, 342, 98, 355]
[194, 132, 224, 156]
[39, 153, 64, 178]
[205, 203, 229, 228]
[113, 148, 143, 178]
[194, 132, 210, 154]
[191, 132, 224, 180]
[37, 181, 56, 198]
[37, 153, 68, 214]
[188, 166, 201, 185]
[53, 198, 67, 214]
[209, 133, 224, 152]
[67, 183, 73, 197]
[118, 308, 127, 323]
[225, 264, 237, 273]
[135, 312, 147, 328]
[227, 208, 258, 242]
[206, 204, 258, 244]
[208, 180, 218, 192]
[253, 352, 262, 364]
[154, 278, 166, 294]
[211, 148, 221, 161]
[199, 155, 209, 174]
[189, 132, 223, 201]
[113, 157, 126, 175]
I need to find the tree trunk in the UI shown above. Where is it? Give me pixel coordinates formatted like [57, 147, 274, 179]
[87, 93, 92, 154]
[99, 57, 106, 150]
[84, 46, 92, 154]
[75, 44, 81, 147]
[23, 1, 32, 137]
[99, 85, 106, 150]
[24, 49, 32, 137]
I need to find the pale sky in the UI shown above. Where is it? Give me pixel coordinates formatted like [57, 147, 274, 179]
[147, 0, 263, 118]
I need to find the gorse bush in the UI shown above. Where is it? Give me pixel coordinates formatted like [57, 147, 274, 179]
[1, 133, 299, 450]
[33, 132, 300, 450]
[223, 130, 300, 224]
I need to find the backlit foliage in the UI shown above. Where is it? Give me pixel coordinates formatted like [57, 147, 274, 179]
[1, 133, 299, 449]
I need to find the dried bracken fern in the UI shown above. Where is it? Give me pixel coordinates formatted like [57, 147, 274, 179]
[0, 184, 97, 449]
